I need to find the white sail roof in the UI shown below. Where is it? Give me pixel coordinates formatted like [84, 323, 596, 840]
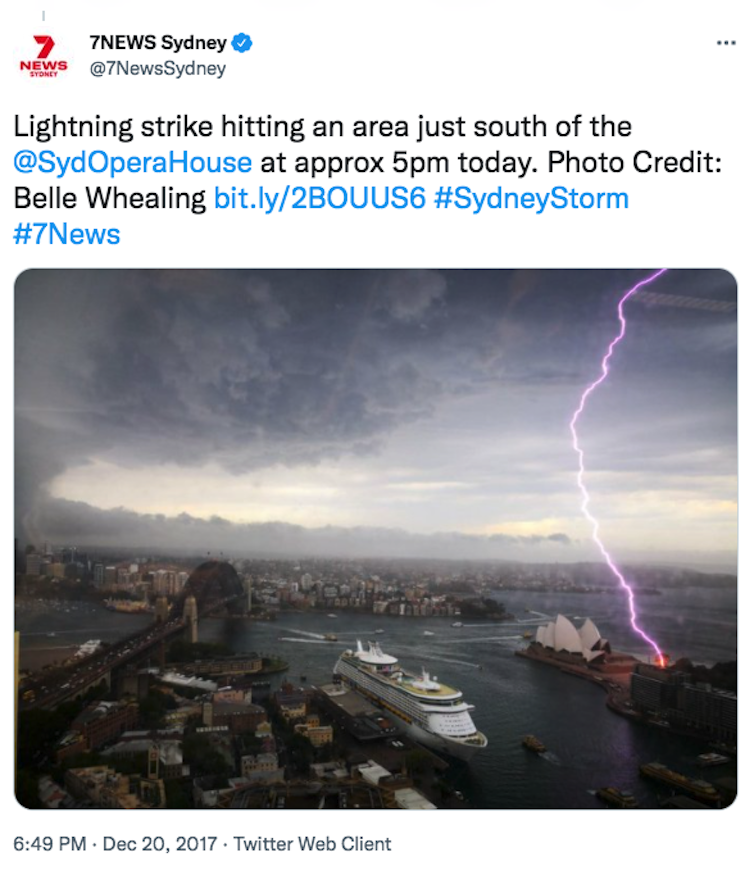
[534, 615, 608, 662]
[542, 622, 556, 649]
[579, 618, 602, 651]
[554, 614, 582, 653]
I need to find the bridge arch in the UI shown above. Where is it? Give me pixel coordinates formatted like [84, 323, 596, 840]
[176, 560, 244, 615]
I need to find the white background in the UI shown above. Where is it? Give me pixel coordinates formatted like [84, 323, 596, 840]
[2, 0, 750, 869]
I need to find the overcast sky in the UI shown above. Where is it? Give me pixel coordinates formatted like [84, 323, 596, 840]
[15, 268, 737, 567]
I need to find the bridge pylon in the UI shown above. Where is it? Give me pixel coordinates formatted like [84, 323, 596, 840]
[183, 595, 198, 644]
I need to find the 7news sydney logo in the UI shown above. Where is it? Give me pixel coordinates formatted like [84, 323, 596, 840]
[20, 36, 68, 78]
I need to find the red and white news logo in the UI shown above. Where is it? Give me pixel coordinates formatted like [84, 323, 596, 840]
[20, 35, 68, 78]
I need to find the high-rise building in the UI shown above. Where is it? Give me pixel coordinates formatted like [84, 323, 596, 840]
[93, 563, 105, 588]
[630, 665, 737, 743]
[25, 553, 43, 576]
[679, 684, 737, 744]
[630, 664, 688, 712]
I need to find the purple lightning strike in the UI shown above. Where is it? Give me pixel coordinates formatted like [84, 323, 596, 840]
[569, 269, 668, 664]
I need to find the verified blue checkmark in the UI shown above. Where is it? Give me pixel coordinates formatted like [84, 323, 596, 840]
[232, 33, 252, 53]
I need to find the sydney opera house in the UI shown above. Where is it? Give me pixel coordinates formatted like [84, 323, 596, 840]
[533, 615, 612, 665]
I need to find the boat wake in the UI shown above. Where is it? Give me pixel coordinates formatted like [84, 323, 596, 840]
[279, 628, 326, 640]
[23, 628, 114, 637]
[438, 635, 522, 645]
[394, 647, 481, 670]
[278, 637, 332, 645]
[540, 751, 561, 766]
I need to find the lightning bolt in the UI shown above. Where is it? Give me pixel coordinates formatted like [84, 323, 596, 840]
[569, 269, 668, 664]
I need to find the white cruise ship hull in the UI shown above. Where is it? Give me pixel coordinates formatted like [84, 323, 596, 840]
[389, 711, 484, 762]
[334, 654, 487, 762]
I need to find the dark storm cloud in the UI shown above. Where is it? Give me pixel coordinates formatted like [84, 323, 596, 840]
[16, 269, 449, 469]
[15, 268, 737, 551]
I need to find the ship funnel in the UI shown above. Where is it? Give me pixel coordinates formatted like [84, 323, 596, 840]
[356, 639, 363, 653]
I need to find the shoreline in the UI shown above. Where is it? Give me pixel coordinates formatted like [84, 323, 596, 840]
[516, 646, 736, 747]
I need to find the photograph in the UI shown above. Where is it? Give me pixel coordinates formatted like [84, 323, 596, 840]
[15, 268, 737, 810]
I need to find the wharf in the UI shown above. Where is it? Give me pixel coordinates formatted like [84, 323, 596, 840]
[316, 683, 401, 742]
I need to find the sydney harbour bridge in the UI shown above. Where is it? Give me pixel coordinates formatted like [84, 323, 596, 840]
[20, 560, 245, 710]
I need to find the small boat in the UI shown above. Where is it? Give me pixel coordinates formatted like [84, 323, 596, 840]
[522, 631, 533, 639]
[522, 735, 547, 753]
[451, 622, 463, 628]
[374, 629, 385, 634]
[324, 633, 338, 642]
[696, 752, 731, 768]
[423, 631, 435, 637]
[327, 613, 338, 619]
[596, 787, 638, 808]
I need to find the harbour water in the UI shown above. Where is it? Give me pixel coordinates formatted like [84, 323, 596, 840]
[16, 585, 736, 808]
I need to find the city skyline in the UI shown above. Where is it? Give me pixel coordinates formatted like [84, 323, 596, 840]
[15, 269, 737, 568]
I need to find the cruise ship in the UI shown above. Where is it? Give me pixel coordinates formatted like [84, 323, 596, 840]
[333, 641, 487, 762]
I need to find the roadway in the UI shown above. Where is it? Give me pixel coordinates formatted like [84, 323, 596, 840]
[20, 593, 239, 710]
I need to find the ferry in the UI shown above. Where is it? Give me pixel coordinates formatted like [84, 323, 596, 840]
[639, 762, 721, 805]
[522, 735, 547, 753]
[334, 641, 487, 761]
[696, 752, 731, 768]
[103, 598, 152, 614]
[596, 787, 638, 808]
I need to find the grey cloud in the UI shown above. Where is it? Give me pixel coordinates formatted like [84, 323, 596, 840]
[31, 496, 572, 561]
[15, 269, 736, 555]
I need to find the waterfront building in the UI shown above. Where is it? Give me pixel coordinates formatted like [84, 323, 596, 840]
[176, 654, 263, 676]
[677, 684, 737, 744]
[630, 665, 737, 744]
[630, 664, 688, 712]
